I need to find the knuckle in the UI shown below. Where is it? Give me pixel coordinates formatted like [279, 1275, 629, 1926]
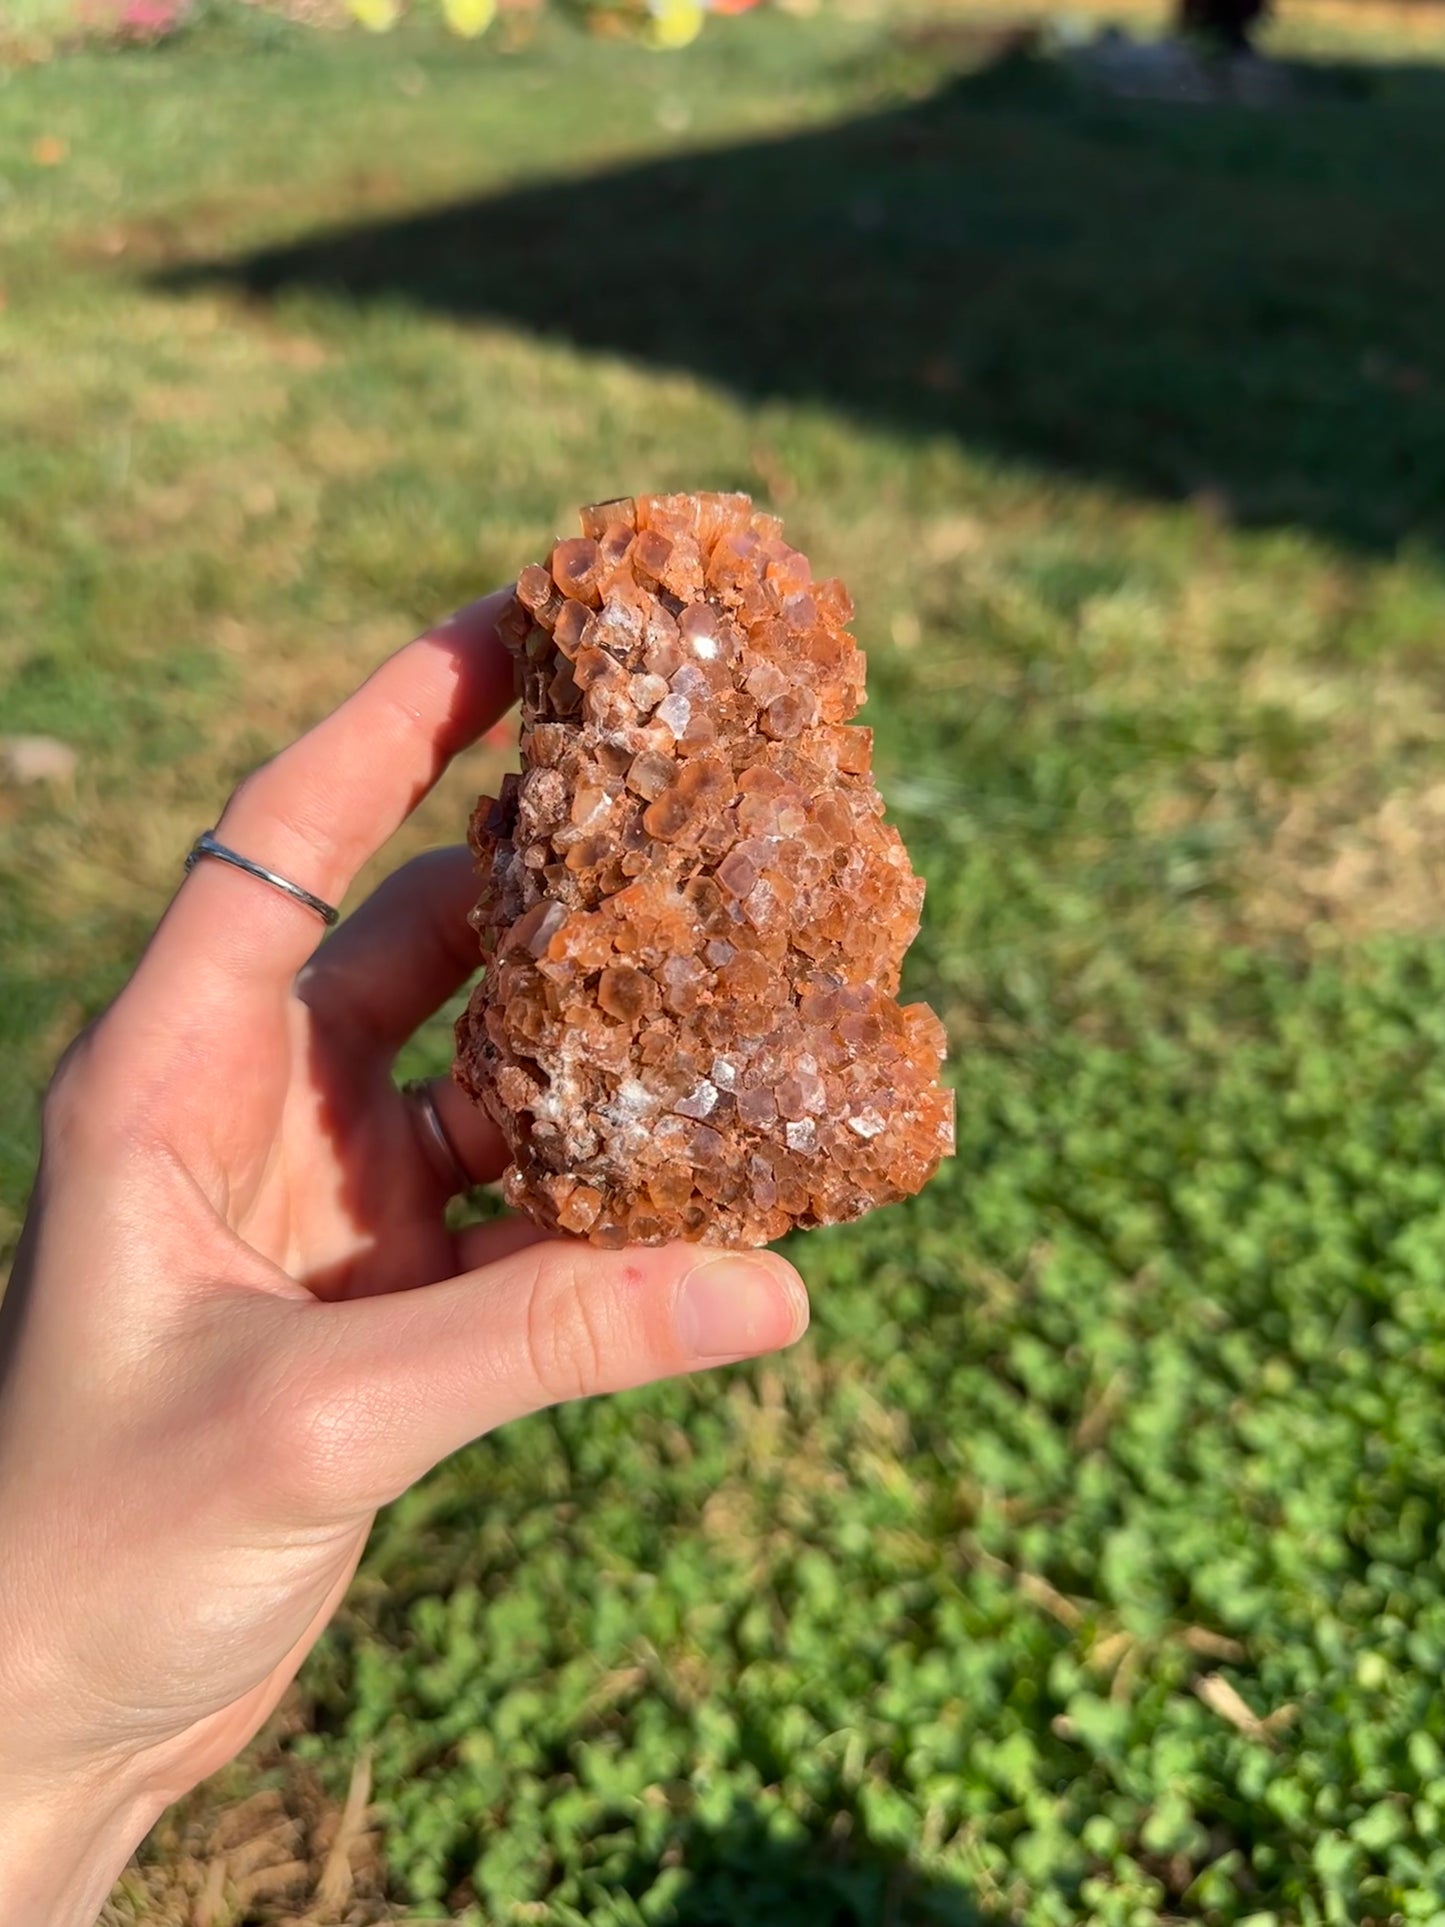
[222, 752, 362, 892]
[225, 756, 315, 851]
[251, 1352, 380, 1517]
[222, 761, 272, 824]
[39, 1015, 173, 1166]
[522, 1256, 609, 1406]
[41, 1040, 87, 1136]
[39, 1023, 106, 1151]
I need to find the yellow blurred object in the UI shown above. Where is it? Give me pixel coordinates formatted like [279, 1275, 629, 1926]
[644, 0, 703, 48]
[443, 0, 496, 33]
[348, 0, 400, 28]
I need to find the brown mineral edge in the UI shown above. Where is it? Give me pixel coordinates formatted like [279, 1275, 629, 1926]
[453, 492, 954, 1249]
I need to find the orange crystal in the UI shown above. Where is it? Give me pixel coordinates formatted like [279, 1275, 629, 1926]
[454, 492, 954, 1248]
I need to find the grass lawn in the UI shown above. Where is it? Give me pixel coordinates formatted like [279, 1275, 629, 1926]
[6, 3, 1445, 1920]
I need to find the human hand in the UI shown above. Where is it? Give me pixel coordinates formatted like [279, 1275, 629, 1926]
[0, 595, 809, 1926]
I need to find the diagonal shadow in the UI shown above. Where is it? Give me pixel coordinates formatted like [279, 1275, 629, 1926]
[593, 1803, 987, 1926]
[160, 51, 1445, 555]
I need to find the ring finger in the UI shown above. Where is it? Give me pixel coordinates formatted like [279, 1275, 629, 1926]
[405, 1074, 509, 1198]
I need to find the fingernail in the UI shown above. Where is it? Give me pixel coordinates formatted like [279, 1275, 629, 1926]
[676, 1255, 809, 1362]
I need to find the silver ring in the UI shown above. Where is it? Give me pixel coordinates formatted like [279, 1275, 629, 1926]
[185, 830, 339, 928]
[403, 1078, 475, 1194]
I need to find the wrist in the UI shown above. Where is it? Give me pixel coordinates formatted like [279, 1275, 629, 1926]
[0, 1769, 160, 1927]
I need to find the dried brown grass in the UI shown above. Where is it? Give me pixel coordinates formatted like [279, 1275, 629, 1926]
[1234, 661, 1445, 943]
[100, 1744, 400, 1927]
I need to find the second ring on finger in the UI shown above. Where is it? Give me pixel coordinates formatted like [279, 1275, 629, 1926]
[402, 1077, 505, 1197]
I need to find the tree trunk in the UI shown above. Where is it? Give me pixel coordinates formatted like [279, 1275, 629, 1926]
[1177, 0, 1268, 49]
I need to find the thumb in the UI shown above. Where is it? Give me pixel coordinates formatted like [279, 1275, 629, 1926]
[290, 1240, 810, 1511]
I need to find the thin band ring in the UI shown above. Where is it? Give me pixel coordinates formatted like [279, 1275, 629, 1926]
[403, 1078, 475, 1195]
[185, 830, 340, 928]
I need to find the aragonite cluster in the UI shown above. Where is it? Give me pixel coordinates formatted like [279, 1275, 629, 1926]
[454, 492, 953, 1248]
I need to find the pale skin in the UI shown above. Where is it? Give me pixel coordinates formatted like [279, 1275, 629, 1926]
[0, 594, 809, 1927]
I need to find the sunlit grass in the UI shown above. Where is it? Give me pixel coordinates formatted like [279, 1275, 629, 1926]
[7, 5, 1445, 1920]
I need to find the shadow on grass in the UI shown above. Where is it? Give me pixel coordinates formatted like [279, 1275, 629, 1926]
[532, 1804, 986, 1927]
[161, 50, 1445, 555]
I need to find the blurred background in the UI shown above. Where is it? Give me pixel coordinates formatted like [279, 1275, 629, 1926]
[4, 0, 1445, 1918]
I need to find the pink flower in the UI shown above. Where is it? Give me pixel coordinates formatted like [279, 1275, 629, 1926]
[117, 0, 187, 38]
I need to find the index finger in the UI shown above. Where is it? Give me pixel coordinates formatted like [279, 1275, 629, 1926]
[138, 592, 516, 1015]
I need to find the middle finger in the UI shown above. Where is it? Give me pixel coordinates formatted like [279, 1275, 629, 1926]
[297, 845, 482, 1059]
